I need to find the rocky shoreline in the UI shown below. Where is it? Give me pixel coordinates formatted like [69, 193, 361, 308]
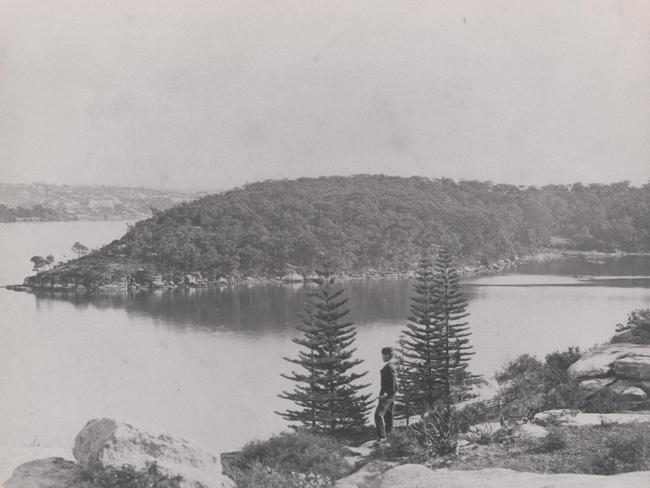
[4, 249, 588, 295]
[6, 248, 646, 296]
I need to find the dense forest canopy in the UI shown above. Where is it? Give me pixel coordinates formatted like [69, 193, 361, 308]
[108, 175, 649, 278]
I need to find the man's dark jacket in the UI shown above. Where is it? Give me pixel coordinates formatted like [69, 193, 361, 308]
[379, 362, 398, 398]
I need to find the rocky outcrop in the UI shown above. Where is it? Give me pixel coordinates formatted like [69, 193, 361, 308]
[612, 315, 650, 344]
[3, 419, 226, 488]
[3, 458, 101, 488]
[370, 464, 433, 488]
[369, 465, 650, 488]
[281, 271, 304, 283]
[567, 343, 650, 398]
[73, 418, 222, 488]
[335, 460, 398, 488]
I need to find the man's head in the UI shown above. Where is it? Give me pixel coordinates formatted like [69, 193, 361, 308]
[381, 347, 393, 362]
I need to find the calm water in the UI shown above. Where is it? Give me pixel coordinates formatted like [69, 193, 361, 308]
[1, 221, 650, 457]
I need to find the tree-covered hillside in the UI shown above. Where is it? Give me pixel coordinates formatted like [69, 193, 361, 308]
[104, 175, 649, 279]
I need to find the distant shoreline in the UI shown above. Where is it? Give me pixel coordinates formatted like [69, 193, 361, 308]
[7, 249, 649, 295]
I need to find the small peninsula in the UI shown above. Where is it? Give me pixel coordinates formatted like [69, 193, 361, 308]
[13, 175, 650, 292]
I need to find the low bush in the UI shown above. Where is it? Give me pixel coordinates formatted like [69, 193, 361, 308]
[412, 402, 465, 456]
[93, 462, 182, 488]
[230, 462, 332, 488]
[372, 428, 421, 459]
[473, 429, 498, 446]
[590, 430, 649, 475]
[580, 388, 631, 413]
[226, 431, 352, 488]
[494, 347, 583, 421]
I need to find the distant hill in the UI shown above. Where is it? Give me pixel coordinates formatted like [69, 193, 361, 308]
[0, 183, 200, 222]
[27, 175, 649, 287]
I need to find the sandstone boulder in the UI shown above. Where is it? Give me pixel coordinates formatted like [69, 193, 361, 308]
[622, 386, 648, 401]
[511, 423, 550, 451]
[369, 464, 434, 488]
[577, 378, 615, 394]
[281, 271, 303, 283]
[567, 343, 650, 380]
[608, 380, 648, 400]
[370, 466, 650, 488]
[73, 418, 221, 488]
[335, 460, 398, 488]
[151, 274, 166, 288]
[612, 355, 650, 381]
[3, 458, 101, 488]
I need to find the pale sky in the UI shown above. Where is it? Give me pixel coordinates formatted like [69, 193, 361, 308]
[0, 0, 648, 191]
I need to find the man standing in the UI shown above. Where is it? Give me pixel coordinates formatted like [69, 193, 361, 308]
[375, 346, 397, 442]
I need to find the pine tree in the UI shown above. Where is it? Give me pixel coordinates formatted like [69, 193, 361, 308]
[398, 250, 480, 421]
[431, 247, 480, 406]
[394, 333, 418, 424]
[277, 262, 372, 436]
[398, 256, 441, 419]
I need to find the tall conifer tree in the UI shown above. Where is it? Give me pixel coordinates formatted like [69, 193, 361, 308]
[277, 262, 372, 435]
[398, 250, 480, 419]
[398, 256, 440, 418]
[431, 247, 480, 406]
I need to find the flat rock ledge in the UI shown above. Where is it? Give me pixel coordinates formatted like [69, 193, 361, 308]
[3, 419, 228, 488]
[533, 409, 650, 427]
[364, 465, 650, 488]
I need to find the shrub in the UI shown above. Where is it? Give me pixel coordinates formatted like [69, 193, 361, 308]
[581, 388, 631, 413]
[230, 462, 332, 488]
[93, 462, 182, 488]
[474, 430, 497, 445]
[227, 431, 351, 487]
[372, 428, 421, 459]
[591, 430, 649, 475]
[612, 308, 650, 345]
[494, 347, 582, 421]
[410, 402, 466, 456]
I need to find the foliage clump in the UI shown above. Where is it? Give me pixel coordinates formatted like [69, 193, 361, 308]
[590, 429, 649, 475]
[226, 431, 352, 488]
[93, 462, 182, 488]
[612, 308, 650, 344]
[494, 347, 582, 420]
[581, 388, 633, 414]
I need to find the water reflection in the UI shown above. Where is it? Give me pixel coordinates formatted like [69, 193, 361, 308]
[513, 254, 650, 277]
[28, 255, 650, 335]
[30, 280, 412, 334]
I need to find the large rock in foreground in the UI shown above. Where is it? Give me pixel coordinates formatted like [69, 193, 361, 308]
[335, 460, 398, 488]
[370, 465, 650, 488]
[73, 418, 221, 488]
[3, 458, 101, 488]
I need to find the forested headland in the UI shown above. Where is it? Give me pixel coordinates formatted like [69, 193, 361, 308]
[21, 175, 650, 287]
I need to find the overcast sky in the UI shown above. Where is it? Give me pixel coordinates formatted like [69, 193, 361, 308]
[0, 0, 648, 191]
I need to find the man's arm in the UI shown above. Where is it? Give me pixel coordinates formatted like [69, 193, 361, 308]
[380, 365, 396, 399]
